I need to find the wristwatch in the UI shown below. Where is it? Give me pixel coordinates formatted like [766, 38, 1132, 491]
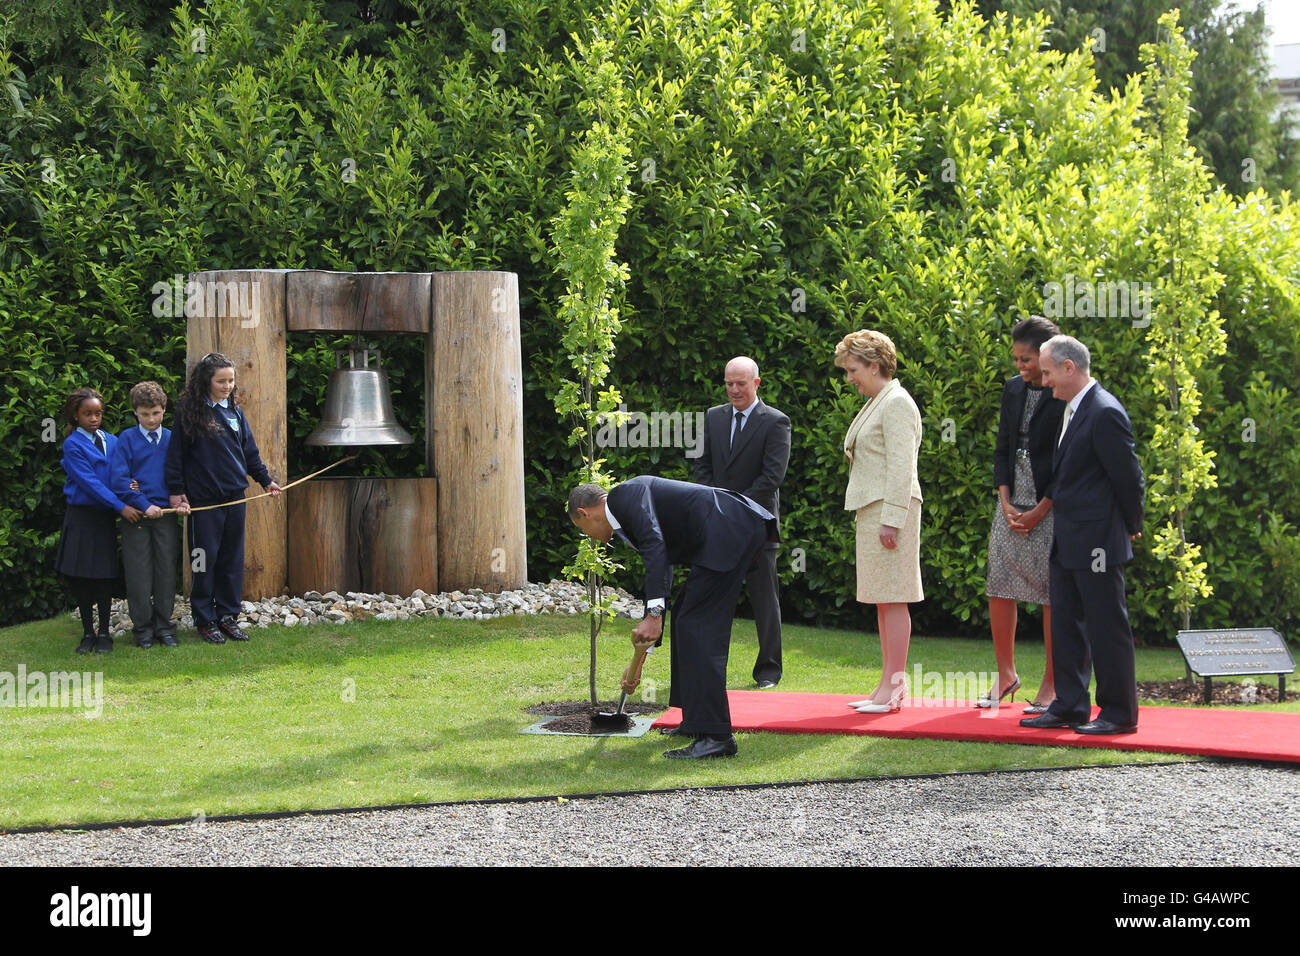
[646, 605, 664, 618]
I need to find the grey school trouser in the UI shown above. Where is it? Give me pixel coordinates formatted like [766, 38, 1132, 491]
[120, 514, 181, 639]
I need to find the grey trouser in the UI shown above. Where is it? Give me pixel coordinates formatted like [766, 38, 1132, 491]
[120, 515, 181, 639]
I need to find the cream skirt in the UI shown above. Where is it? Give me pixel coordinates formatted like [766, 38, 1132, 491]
[855, 498, 923, 604]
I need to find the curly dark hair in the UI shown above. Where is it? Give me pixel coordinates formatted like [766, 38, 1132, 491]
[62, 387, 104, 437]
[176, 353, 239, 438]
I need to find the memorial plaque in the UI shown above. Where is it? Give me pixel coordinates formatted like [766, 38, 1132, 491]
[1176, 628, 1295, 678]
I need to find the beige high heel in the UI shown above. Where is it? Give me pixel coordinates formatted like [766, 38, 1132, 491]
[855, 690, 906, 714]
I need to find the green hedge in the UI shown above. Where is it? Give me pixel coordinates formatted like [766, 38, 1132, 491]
[1, 0, 1296, 643]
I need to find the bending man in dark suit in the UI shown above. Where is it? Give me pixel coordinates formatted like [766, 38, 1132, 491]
[694, 356, 792, 688]
[569, 476, 776, 759]
[1021, 335, 1145, 736]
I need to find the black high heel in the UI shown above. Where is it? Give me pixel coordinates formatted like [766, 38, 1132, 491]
[975, 677, 1020, 708]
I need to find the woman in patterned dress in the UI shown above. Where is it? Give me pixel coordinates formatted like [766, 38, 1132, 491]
[979, 316, 1065, 710]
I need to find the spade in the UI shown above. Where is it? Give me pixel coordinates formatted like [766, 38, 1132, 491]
[591, 640, 652, 729]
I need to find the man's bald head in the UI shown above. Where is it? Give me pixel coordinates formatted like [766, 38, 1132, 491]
[725, 356, 761, 411]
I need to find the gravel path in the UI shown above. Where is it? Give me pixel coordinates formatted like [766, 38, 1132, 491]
[1, 761, 1294, 866]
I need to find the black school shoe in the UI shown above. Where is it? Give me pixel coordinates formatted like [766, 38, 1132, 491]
[95, 633, 113, 653]
[197, 621, 226, 644]
[218, 617, 250, 642]
[76, 634, 96, 655]
[158, 633, 179, 647]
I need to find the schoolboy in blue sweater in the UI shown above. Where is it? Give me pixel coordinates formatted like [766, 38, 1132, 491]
[165, 353, 281, 644]
[110, 381, 181, 648]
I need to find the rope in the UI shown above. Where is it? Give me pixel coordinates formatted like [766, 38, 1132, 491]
[164, 453, 357, 601]
[160, 454, 358, 515]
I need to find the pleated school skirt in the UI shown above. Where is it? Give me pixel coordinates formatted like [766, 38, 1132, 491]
[54, 504, 120, 580]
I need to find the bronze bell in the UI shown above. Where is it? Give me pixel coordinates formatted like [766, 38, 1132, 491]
[306, 346, 413, 446]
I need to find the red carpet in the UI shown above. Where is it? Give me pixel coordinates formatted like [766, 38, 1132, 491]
[650, 690, 1300, 763]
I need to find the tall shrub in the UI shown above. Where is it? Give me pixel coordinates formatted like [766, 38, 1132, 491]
[1, 0, 1296, 646]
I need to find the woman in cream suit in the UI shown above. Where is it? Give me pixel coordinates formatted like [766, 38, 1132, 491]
[835, 330, 923, 713]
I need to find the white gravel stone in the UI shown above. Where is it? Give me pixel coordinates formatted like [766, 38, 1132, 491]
[0, 763, 1293, 866]
[66, 580, 645, 638]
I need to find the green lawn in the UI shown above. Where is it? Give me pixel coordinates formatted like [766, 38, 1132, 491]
[1, 610, 1290, 829]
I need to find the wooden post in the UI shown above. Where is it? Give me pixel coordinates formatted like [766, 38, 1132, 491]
[185, 269, 288, 600]
[429, 272, 527, 590]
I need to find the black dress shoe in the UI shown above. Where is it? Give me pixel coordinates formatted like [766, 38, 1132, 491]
[94, 633, 113, 654]
[756, 680, 778, 689]
[75, 634, 96, 655]
[218, 617, 250, 641]
[158, 633, 179, 647]
[198, 622, 226, 644]
[1019, 712, 1078, 729]
[1074, 718, 1138, 735]
[664, 735, 738, 759]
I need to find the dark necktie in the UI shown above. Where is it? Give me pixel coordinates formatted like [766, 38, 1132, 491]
[731, 411, 744, 450]
[149, 431, 158, 445]
[94, 432, 105, 455]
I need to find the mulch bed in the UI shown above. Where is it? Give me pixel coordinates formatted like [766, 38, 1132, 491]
[525, 699, 669, 716]
[1138, 677, 1297, 705]
[525, 699, 669, 735]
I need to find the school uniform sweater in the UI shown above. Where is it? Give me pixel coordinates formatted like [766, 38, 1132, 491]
[62, 428, 126, 512]
[111, 425, 172, 510]
[165, 403, 273, 506]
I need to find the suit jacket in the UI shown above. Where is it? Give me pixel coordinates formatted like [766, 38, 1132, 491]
[993, 376, 1066, 502]
[606, 476, 776, 603]
[694, 399, 791, 533]
[1050, 383, 1145, 570]
[843, 379, 923, 529]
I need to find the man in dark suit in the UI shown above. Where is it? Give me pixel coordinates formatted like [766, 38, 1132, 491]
[569, 476, 776, 758]
[1021, 335, 1145, 735]
[694, 357, 791, 688]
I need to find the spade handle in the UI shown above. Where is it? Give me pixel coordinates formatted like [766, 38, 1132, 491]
[621, 642, 651, 695]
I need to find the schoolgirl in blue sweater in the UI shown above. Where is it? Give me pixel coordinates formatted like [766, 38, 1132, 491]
[56, 387, 143, 653]
[165, 354, 281, 644]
